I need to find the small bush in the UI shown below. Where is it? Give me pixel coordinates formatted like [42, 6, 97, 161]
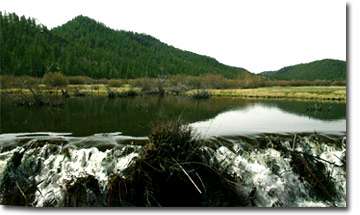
[168, 84, 188, 95]
[95, 78, 109, 85]
[108, 79, 124, 87]
[201, 74, 227, 89]
[131, 78, 158, 93]
[118, 89, 139, 97]
[0, 75, 14, 88]
[67, 76, 94, 85]
[43, 72, 68, 87]
[192, 90, 211, 99]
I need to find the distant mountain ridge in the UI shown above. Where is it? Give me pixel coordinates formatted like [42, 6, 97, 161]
[260, 59, 346, 81]
[0, 12, 253, 79]
[0, 12, 345, 81]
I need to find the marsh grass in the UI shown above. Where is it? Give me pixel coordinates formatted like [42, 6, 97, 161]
[202, 86, 346, 101]
[0, 75, 40, 89]
[9, 87, 65, 107]
[1, 74, 346, 101]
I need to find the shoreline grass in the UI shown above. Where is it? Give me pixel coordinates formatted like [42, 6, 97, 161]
[0, 85, 141, 97]
[0, 74, 346, 101]
[186, 86, 346, 102]
[0, 85, 346, 102]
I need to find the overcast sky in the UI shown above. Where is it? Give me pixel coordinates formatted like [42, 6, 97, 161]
[0, 0, 346, 73]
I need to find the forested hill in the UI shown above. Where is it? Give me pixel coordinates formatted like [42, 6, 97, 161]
[0, 12, 253, 79]
[260, 59, 346, 81]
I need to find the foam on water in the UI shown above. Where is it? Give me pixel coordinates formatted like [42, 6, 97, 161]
[0, 132, 346, 207]
[31, 145, 139, 207]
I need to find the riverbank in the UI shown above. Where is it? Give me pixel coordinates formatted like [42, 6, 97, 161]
[0, 85, 346, 101]
[187, 86, 346, 101]
[0, 84, 140, 97]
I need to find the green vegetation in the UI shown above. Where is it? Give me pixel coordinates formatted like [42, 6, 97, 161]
[0, 12, 252, 79]
[260, 59, 346, 81]
[0, 73, 346, 90]
[0, 74, 346, 101]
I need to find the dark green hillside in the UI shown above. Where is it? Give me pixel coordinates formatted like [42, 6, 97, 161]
[0, 12, 252, 79]
[260, 59, 346, 81]
[0, 12, 67, 77]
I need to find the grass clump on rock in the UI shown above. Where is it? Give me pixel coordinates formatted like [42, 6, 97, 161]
[107, 120, 247, 206]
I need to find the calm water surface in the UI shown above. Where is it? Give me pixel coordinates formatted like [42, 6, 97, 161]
[0, 96, 346, 136]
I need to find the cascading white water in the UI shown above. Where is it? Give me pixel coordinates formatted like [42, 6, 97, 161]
[213, 145, 345, 207]
[0, 132, 346, 207]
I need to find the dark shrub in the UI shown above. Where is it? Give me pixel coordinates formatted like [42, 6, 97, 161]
[148, 120, 198, 161]
[108, 79, 124, 87]
[118, 89, 138, 97]
[192, 90, 211, 99]
[43, 72, 68, 87]
[112, 120, 247, 206]
[132, 78, 154, 91]
[67, 76, 94, 85]
[74, 88, 86, 97]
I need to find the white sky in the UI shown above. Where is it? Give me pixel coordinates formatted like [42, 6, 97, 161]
[0, 0, 346, 73]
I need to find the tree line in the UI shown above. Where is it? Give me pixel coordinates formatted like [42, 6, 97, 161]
[0, 12, 252, 79]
